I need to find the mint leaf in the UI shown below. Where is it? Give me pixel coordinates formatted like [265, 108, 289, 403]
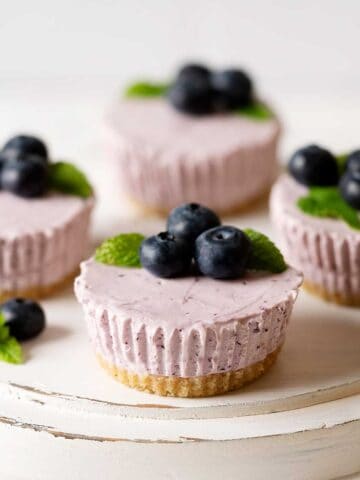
[125, 81, 170, 98]
[0, 337, 23, 364]
[244, 229, 287, 273]
[237, 102, 273, 121]
[0, 313, 23, 365]
[0, 313, 9, 343]
[298, 187, 360, 230]
[95, 233, 145, 267]
[49, 162, 92, 198]
[336, 153, 348, 175]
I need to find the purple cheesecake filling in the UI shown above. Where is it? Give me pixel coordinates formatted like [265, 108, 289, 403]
[270, 174, 360, 298]
[105, 98, 281, 212]
[75, 259, 302, 377]
[0, 191, 93, 292]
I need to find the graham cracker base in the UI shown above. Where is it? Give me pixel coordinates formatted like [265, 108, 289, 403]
[97, 346, 282, 398]
[127, 187, 271, 218]
[0, 268, 79, 302]
[303, 281, 360, 307]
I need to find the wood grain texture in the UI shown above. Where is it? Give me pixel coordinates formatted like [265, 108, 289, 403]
[1, 177, 360, 479]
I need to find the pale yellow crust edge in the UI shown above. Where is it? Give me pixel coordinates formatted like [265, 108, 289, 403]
[0, 268, 79, 302]
[97, 346, 282, 398]
[127, 186, 271, 218]
[303, 281, 360, 308]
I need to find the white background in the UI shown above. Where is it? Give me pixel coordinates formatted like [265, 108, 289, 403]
[0, 0, 359, 171]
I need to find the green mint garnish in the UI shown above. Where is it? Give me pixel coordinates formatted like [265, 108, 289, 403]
[336, 153, 348, 175]
[95, 233, 145, 267]
[236, 102, 273, 121]
[125, 81, 170, 98]
[0, 313, 22, 365]
[0, 337, 23, 364]
[124, 80, 272, 121]
[0, 315, 9, 343]
[244, 229, 287, 273]
[297, 187, 360, 230]
[49, 162, 92, 198]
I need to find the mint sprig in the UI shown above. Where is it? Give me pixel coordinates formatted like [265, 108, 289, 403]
[298, 187, 360, 230]
[236, 102, 273, 121]
[124, 81, 273, 121]
[96, 230, 286, 274]
[125, 81, 170, 98]
[0, 313, 23, 365]
[95, 233, 145, 267]
[0, 316, 9, 343]
[244, 229, 287, 273]
[49, 162, 92, 198]
[336, 153, 348, 175]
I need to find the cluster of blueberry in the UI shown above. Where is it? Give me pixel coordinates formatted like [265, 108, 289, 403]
[0, 135, 49, 198]
[1, 298, 46, 341]
[167, 63, 253, 115]
[140, 203, 252, 279]
[289, 145, 360, 208]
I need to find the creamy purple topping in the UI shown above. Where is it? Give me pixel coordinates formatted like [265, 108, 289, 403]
[0, 191, 91, 238]
[107, 98, 279, 157]
[271, 174, 360, 236]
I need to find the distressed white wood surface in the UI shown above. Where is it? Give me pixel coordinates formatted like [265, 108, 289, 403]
[1, 201, 360, 479]
[0, 80, 360, 479]
[1, 276, 360, 419]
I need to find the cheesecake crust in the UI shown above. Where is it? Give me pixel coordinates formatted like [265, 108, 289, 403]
[97, 345, 282, 398]
[303, 281, 360, 308]
[0, 268, 79, 302]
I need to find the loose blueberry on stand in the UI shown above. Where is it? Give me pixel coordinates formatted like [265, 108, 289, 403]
[3, 135, 48, 162]
[167, 203, 220, 243]
[140, 232, 192, 278]
[1, 298, 46, 341]
[1, 154, 49, 198]
[289, 145, 339, 186]
[339, 173, 360, 209]
[346, 150, 360, 180]
[177, 63, 210, 83]
[167, 77, 213, 115]
[211, 69, 253, 108]
[195, 226, 252, 279]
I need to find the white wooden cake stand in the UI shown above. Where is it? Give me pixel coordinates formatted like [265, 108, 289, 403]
[1, 197, 360, 480]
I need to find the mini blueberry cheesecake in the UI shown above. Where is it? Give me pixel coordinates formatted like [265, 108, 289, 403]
[0, 135, 94, 301]
[75, 203, 302, 397]
[270, 145, 360, 306]
[105, 63, 281, 215]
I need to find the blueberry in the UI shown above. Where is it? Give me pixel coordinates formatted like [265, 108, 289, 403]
[211, 69, 253, 109]
[339, 173, 360, 209]
[1, 298, 46, 341]
[3, 135, 48, 162]
[346, 150, 360, 180]
[211, 89, 235, 113]
[167, 77, 213, 115]
[177, 63, 211, 83]
[167, 203, 220, 243]
[0, 151, 8, 182]
[0, 149, 26, 190]
[140, 232, 192, 278]
[288, 145, 339, 186]
[195, 226, 252, 279]
[1, 154, 49, 198]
